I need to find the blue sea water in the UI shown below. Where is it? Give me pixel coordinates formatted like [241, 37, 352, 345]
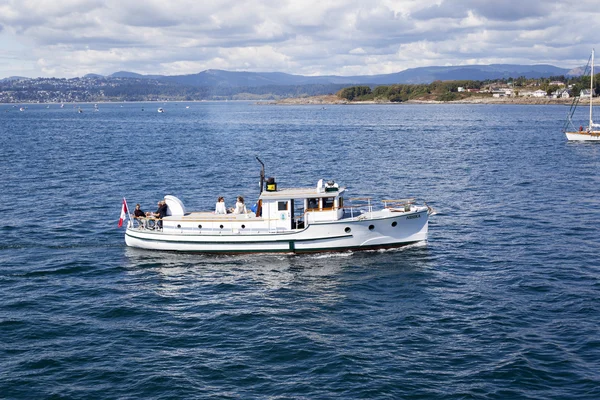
[1, 101, 599, 399]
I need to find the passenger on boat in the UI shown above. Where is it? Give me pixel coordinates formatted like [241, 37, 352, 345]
[215, 197, 227, 214]
[232, 196, 247, 214]
[134, 204, 146, 218]
[151, 200, 168, 228]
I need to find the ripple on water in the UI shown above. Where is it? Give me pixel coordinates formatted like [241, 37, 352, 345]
[0, 103, 599, 398]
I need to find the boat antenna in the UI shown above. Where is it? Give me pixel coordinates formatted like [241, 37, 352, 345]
[256, 156, 265, 193]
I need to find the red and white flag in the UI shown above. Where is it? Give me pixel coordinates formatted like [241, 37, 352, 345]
[118, 198, 128, 228]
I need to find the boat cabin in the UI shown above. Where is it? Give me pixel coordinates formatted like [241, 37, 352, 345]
[258, 179, 345, 231]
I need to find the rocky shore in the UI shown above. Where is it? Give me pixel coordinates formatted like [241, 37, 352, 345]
[270, 94, 579, 105]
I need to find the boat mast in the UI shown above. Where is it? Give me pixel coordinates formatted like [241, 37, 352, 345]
[590, 49, 595, 129]
[256, 157, 265, 193]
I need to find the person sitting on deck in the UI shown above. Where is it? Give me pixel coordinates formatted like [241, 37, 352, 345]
[151, 200, 168, 228]
[134, 204, 146, 218]
[215, 196, 227, 214]
[133, 203, 148, 228]
[232, 196, 247, 214]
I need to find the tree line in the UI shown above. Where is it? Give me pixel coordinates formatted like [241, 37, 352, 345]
[336, 75, 600, 102]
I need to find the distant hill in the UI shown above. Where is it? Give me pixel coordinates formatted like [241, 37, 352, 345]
[0, 76, 29, 83]
[0, 63, 586, 104]
[355, 64, 574, 84]
[110, 71, 165, 79]
[83, 73, 105, 79]
[99, 64, 576, 87]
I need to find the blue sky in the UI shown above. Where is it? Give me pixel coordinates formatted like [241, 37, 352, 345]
[0, 0, 598, 79]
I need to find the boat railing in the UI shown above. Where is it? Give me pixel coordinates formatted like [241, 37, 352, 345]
[341, 197, 417, 219]
[382, 198, 416, 212]
[347, 197, 373, 218]
[131, 217, 162, 231]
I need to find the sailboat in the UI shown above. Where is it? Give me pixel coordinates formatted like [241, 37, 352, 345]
[564, 49, 600, 141]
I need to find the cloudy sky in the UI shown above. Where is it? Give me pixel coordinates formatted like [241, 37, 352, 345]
[0, 0, 599, 79]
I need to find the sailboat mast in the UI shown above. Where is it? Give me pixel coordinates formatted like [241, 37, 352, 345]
[590, 49, 594, 128]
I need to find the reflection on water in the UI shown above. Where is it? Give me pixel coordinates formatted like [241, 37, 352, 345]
[122, 243, 435, 311]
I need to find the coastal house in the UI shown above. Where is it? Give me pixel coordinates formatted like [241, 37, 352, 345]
[580, 89, 596, 98]
[533, 90, 547, 98]
[552, 89, 571, 99]
[550, 81, 565, 86]
[518, 90, 535, 97]
[457, 87, 465, 92]
[492, 88, 512, 97]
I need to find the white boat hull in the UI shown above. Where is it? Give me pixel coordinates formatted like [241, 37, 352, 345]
[125, 208, 429, 254]
[565, 131, 600, 141]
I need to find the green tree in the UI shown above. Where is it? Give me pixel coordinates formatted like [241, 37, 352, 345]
[337, 86, 372, 100]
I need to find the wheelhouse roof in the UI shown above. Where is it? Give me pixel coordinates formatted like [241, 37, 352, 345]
[259, 187, 346, 201]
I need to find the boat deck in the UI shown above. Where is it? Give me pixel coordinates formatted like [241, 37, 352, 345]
[168, 212, 260, 221]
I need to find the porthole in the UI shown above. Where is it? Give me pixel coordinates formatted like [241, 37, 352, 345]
[241, 225, 246, 229]
[368, 225, 375, 231]
[177, 224, 181, 228]
[219, 224, 224, 229]
[345, 227, 351, 233]
[198, 224, 202, 229]
[391, 221, 397, 227]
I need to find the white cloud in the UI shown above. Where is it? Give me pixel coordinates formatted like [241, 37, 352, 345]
[0, 0, 599, 78]
[350, 48, 366, 55]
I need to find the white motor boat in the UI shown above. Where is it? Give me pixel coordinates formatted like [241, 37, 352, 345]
[124, 158, 431, 254]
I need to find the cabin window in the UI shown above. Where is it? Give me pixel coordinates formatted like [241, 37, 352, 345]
[308, 198, 319, 209]
[278, 201, 288, 211]
[323, 197, 335, 209]
[339, 197, 344, 208]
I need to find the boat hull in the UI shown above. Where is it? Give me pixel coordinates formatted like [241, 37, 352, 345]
[125, 209, 429, 254]
[565, 131, 600, 141]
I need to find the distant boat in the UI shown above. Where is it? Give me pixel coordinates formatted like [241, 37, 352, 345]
[78, 108, 83, 113]
[158, 108, 164, 113]
[60, 104, 64, 108]
[19, 107, 25, 112]
[186, 106, 190, 109]
[564, 49, 600, 141]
